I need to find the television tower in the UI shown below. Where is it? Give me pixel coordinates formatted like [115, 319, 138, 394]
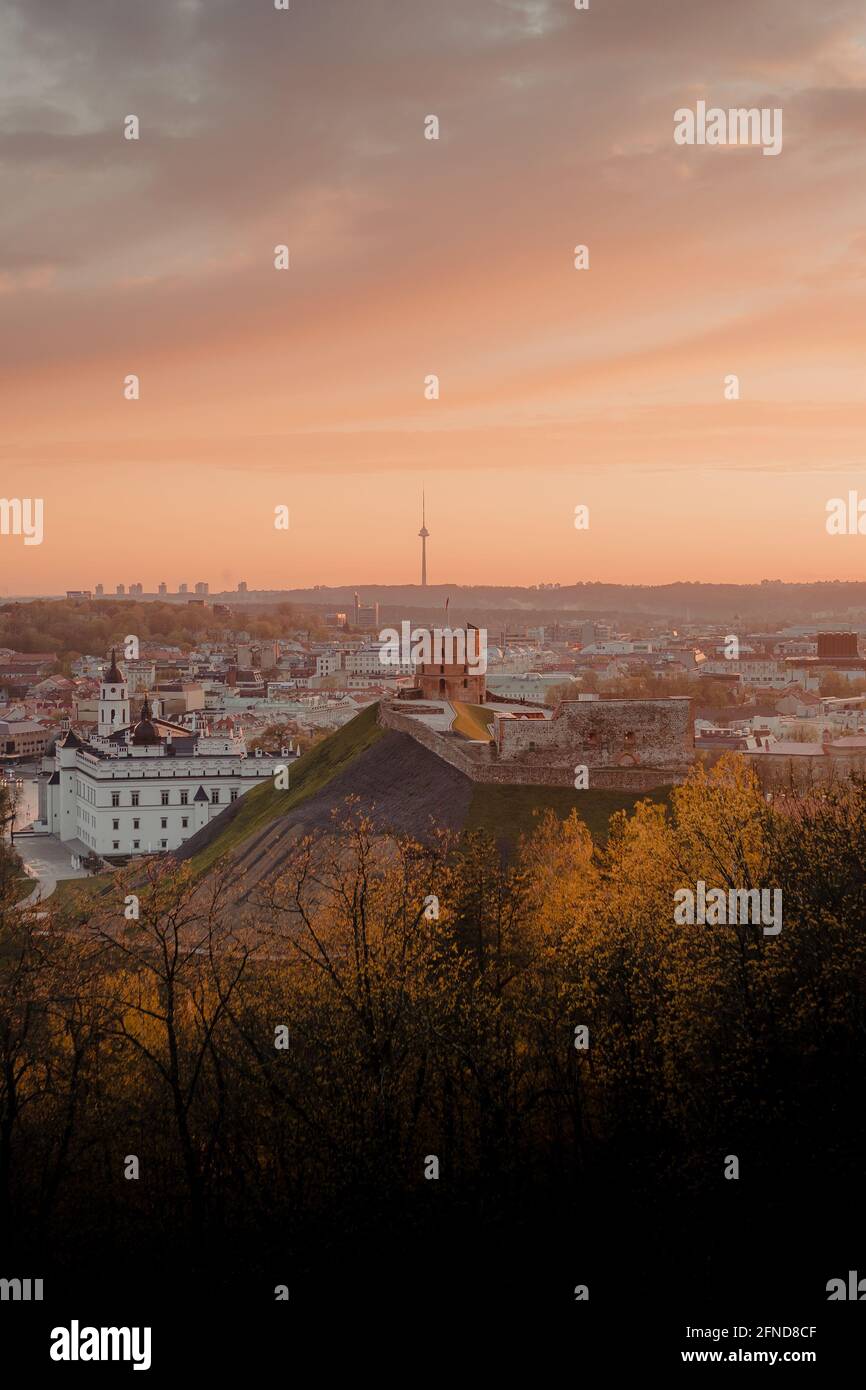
[418, 490, 429, 587]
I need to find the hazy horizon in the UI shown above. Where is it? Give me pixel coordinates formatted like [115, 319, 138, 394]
[9, 572, 866, 604]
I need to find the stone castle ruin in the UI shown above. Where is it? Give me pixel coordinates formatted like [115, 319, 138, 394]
[384, 624, 695, 790]
[380, 696, 695, 791]
[493, 697, 693, 773]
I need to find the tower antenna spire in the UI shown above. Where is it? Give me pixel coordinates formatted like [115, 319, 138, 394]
[418, 488, 429, 587]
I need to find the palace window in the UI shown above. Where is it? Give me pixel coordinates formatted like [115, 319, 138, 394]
[180, 791, 188, 805]
[112, 842, 119, 851]
[211, 789, 220, 804]
[131, 791, 139, 807]
[160, 818, 167, 829]
[133, 818, 139, 830]
[161, 790, 169, 805]
[112, 819, 119, 831]
[181, 817, 188, 829]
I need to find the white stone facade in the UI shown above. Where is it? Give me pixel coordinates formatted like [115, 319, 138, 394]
[34, 654, 282, 857]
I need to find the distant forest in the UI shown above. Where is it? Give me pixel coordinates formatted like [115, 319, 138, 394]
[0, 599, 316, 662]
[279, 579, 866, 626]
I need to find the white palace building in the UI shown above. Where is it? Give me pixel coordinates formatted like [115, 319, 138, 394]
[35, 651, 283, 857]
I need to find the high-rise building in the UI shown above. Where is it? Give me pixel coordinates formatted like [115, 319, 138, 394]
[352, 592, 379, 628]
[158, 582, 167, 596]
[116, 583, 125, 595]
[95, 583, 104, 596]
[129, 582, 143, 596]
[195, 582, 209, 596]
[237, 581, 248, 594]
[178, 583, 188, 594]
[418, 491, 429, 587]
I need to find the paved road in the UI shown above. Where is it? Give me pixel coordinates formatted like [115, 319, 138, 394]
[13, 833, 92, 905]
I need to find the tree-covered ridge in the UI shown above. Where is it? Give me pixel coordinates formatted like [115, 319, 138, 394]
[0, 598, 307, 660]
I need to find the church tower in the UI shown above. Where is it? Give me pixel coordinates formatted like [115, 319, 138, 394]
[98, 648, 130, 735]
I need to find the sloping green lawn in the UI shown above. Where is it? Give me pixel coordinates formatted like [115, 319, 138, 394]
[10, 874, 37, 904]
[465, 782, 672, 849]
[185, 701, 385, 876]
[50, 875, 115, 910]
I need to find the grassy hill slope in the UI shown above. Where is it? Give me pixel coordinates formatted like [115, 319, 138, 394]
[45, 709, 673, 923]
[465, 782, 672, 847]
[176, 706, 477, 893]
[176, 702, 674, 893]
[176, 701, 386, 876]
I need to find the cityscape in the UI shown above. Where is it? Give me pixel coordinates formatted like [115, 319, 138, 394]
[6, 529, 866, 866]
[3, 0, 865, 1374]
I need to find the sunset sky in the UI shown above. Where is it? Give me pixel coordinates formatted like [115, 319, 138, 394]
[2, 0, 865, 594]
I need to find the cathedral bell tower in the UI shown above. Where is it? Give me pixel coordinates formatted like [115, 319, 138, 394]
[98, 648, 130, 736]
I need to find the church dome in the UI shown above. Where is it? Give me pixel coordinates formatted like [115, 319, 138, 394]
[131, 694, 160, 746]
[131, 720, 159, 746]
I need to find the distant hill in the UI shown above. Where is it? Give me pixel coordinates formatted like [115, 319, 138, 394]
[174, 704, 671, 898]
[209, 581, 866, 627]
[15, 586, 866, 636]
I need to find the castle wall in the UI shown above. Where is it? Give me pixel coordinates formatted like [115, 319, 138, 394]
[495, 698, 694, 769]
[381, 703, 866, 793]
[378, 703, 689, 789]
